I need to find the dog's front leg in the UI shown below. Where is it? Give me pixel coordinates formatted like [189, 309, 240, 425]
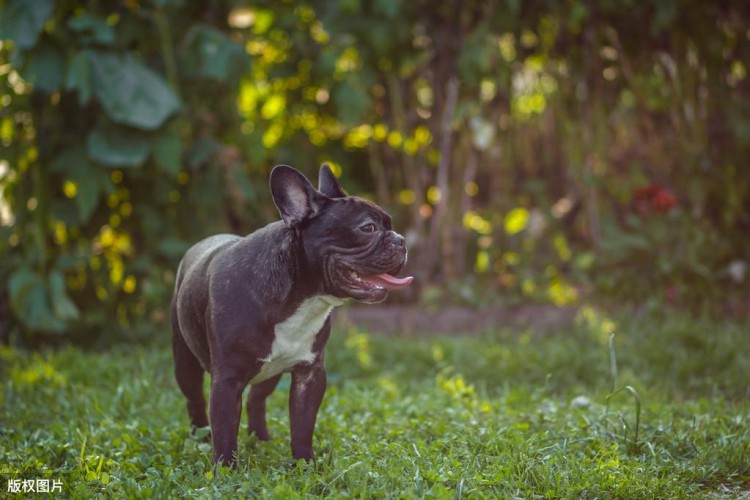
[289, 360, 327, 461]
[210, 376, 244, 466]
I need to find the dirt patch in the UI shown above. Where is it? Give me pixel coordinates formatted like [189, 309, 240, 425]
[334, 304, 579, 337]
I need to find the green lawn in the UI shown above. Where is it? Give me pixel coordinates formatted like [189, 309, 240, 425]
[1, 308, 749, 498]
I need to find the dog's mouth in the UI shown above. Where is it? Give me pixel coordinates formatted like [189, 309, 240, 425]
[331, 261, 413, 303]
[347, 269, 414, 291]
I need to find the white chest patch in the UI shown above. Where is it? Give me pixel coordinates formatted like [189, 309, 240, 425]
[249, 295, 344, 385]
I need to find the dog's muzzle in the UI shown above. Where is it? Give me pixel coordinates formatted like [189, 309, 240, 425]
[325, 231, 413, 302]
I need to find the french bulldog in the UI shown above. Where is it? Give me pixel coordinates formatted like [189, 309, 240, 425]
[171, 164, 413, 466]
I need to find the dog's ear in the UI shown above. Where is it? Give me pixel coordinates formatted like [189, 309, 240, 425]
[270, 165, 326, 226]
[318, 163, 347, 199]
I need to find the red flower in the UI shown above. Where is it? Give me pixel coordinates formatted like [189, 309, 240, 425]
[651, 190, 676, 213]
[632, 183, 677, 215]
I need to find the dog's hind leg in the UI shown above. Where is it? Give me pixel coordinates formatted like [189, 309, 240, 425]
[247, 374, 282, 440]
[171, 310, 209, 431]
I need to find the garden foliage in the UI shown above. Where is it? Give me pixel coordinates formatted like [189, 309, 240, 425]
[1, 0, 748, 342]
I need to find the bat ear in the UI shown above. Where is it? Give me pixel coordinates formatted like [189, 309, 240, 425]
[270, 165, 326, 226]
[318, 163, 347, 199]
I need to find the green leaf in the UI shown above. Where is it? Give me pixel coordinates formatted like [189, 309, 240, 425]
[8, 268, 66, 333]
[67, 13, 116, 46]
[186, 136, 218, 168]
[50, 146, 109, 223]
[151, 120, 183, 175]
[180, 24, 248, 82]
[87, 124, 150, 168]
[22, 41, 65, 93]
[66, 50, 93, 105]
[49, 270, 80, 321]
[0, 0, 54, 49]
[89, 51, 181, 130]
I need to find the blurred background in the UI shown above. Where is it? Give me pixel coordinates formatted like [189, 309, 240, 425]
[1, 0, 748, 346]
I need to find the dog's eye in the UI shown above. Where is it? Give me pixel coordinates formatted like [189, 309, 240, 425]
[360, 223, 376, 233]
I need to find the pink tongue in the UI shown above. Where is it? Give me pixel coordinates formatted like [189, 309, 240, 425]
[362, 273, 414, 290]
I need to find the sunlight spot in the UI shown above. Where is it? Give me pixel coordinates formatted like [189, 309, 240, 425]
[343, 124, 371, 149]
[335, 47, 360, 75]
[413, 125, 432, 146]
[403, 138, 419, 156]
[53, 221, 67, 245]
[547, 278, 579, 306]
[310, 21, 329, 44]
[498, 33, 516, 62]
[373, 123, 388, 141]
[122, 275, 137, 294]
[262, 122, 284, 148]
[426, 186, 441, 205]
[111, 170, 123, 184]
[228, 8, 255, 29]
[399, 189, 416, 205]
[504, 208, 529, 235]
[261, 94, 286, 120]
[315, 88, 329, 104]
[119, 202, 132, 217]
[475, 251, 490, 273]
[387, 130, 402, 149]
[463, 211, 492, 235]
[63, 180, 78, 198]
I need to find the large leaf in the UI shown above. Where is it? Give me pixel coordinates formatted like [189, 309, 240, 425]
[49, 270, 81, 321]
[50, 146, 108, 222]
[89, 51, 182, 130]
[0, 0, 54, 49]
[8, 268, 66, 333]
[151, 119, 183, 175]
[66, 50, 93, 105]
[87, 124, 150, 167]
[186, 136, 219, 168]
[22, 41, 65, 93]
[67, 13, 115, 46]
[180, 24, 248, 82]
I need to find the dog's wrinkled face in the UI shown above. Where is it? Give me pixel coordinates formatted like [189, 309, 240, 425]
[271, 164, 412, 303]
[303, 197, 410, 303]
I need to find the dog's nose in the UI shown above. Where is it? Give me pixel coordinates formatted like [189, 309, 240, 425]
[388, 231, 405, 247]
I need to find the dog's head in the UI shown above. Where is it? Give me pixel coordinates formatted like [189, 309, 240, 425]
[270, 164, 412, 303]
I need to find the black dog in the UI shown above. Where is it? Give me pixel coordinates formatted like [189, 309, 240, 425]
[171, 164, 412, 466]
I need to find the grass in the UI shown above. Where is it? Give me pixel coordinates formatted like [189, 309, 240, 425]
[1, 307, 749, 498]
